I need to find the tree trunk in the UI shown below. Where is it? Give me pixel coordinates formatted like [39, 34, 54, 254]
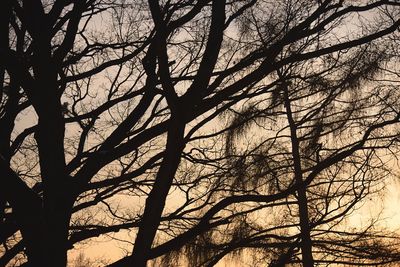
[281, 71, 314, 267]
[129, 116, 186, 267]
[26, 34, 72, 266]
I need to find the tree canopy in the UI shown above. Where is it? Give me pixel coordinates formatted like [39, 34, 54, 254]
[2, 0, 400, 266]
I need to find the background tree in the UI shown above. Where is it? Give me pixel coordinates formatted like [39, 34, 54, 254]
[1, 0, 400, 266]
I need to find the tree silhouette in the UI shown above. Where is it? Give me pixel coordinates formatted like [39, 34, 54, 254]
[1, 0, 400, 266]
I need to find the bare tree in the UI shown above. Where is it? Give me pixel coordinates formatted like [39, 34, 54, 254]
[1, 0, 400, 266]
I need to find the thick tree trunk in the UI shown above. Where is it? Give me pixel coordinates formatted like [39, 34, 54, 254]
[34, 113, 70, 266]
[24, 32, 72, 265]
[20, 205, 71, 267]
[30, 103, 71, 267]
[129, 116, 185, 267]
